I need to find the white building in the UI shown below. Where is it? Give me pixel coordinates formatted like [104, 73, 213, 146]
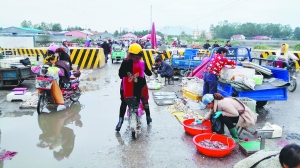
[231, 34, 246, 40]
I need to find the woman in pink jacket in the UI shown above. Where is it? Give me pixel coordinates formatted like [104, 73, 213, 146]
[201, 93, 257, 142]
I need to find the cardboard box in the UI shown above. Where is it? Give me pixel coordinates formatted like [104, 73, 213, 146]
[220, 66, 255, 80]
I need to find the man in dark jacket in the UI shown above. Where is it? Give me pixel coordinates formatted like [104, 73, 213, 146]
[101, 39, 110, 63]
[154, 57, 174, 78]
[225, 40, 232, 47]
[203, 40, 211, 50]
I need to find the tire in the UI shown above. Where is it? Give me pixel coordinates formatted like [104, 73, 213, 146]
[179, 70, 185, 76]
[183, 70, 192, 77]
[37, 92, 46, 114]
[111, 58, 114, 64]
[288, 78, 297, 92]
[132, 131, 136, 139]
[70, 89, 81, 102]
[256, 101, 268, 108]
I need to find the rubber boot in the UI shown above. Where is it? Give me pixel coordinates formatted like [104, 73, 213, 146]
[146, 116, 152, 125]
[229, 127, 239, 143]
[115, 117, 124, 132]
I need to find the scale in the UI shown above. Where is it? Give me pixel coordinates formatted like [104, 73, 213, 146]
[239, 129, 274, 156]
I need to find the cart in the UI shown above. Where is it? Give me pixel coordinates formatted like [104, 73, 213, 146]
[171, 49, 209, 76]
[213, 47, 289, 108]
[0, 67, 35, 88]
[111, 45, 126, 64]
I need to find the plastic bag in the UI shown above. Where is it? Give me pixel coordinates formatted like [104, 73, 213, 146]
[148, 82, 160, 90]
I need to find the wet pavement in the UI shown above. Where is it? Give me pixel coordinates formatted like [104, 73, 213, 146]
[0, 59, 300, 168]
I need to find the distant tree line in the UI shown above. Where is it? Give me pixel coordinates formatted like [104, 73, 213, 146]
[210, 20, 300, 40]
[20, 20, 85, 32]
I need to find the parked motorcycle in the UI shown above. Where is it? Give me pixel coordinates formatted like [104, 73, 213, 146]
[35, 64, 81, 114]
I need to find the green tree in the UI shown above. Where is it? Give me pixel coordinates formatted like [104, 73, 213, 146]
[51, 23, 62, 31]
[281, 25, 293, 38]
[200, 31, 206, 39]
[294, 27, 300, 40]
[121, 30, 126, 35]
[113, 30, 119, 37]
[40, 22, 50, 30]
[20, 20, 33, 28]
[33, 24, 42, 30]
[66, 26, 83, 31]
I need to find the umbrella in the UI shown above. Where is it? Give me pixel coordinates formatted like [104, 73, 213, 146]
[141, 34, 161, 40]
[151, 22, 157, 49]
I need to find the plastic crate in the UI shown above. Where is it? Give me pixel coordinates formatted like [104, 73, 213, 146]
[237, 87, 287, 101]
[266, 66, 289, 82]
[184, 49, 199, 60]
[217, 82, 233, 97]
[236, 97, 256, 113]
[182, 88, 202, 101]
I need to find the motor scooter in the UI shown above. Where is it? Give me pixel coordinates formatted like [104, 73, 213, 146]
[125, 97, 142, 139]
[35, 62, 82, 114]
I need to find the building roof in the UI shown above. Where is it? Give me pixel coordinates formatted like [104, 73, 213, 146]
[12, 26, 42, 32]
[65, 30, 87, 34]
[1, 26, 42, 33]
[122, 33, 137, 38]
[81, 30, 94, 35]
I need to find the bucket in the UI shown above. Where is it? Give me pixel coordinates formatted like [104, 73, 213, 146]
[193, 133, 236, 158]
[182, 119, 212, 136]
[253, 75, 263, 85]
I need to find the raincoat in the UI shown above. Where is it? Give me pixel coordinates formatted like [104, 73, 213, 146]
[119, 58, 152, 104]
[276, 43, 299, 61]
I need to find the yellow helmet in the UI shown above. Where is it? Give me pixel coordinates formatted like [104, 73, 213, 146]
[128, 43, 142, 54]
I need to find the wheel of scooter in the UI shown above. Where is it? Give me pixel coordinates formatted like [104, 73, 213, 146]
[37, 92, 47, 114]
[288, 78, 297, 92]
[132, 131, 136, 139]
[111, 58, 114, 64]
[70, 89, 81, 102]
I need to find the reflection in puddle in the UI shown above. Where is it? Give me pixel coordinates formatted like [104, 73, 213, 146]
[36, 102, 84, 161]
[0, 111, 34, 118]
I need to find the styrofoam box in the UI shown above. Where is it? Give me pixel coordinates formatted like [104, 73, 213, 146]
[262, 124, 282, 138]
[7, 92, 31, 101]
[220, 66, 255, 80]
[0, 57, 24, 68]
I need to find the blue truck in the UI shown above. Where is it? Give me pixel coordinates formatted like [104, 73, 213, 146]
[171, 49, 205, 76]
[213, 47, 289, 108]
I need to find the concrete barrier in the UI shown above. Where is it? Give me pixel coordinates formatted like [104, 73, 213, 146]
[255, 50, 300, 59]
[0, 48, 18, 56]
[255, 50, 300, 70]
[0, 47, 105, 69]
[70, 48, 104, 69]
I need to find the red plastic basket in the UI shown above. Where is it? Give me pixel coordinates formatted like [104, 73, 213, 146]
[182, 119, 212, 136]
[193, 133, 236, 158]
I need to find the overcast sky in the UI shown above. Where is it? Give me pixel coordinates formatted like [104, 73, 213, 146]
[1, 0, 299, 33]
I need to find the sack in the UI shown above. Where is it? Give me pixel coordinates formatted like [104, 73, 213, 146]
[20, 57, 31, 66]
[210, 114, 224, 134]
